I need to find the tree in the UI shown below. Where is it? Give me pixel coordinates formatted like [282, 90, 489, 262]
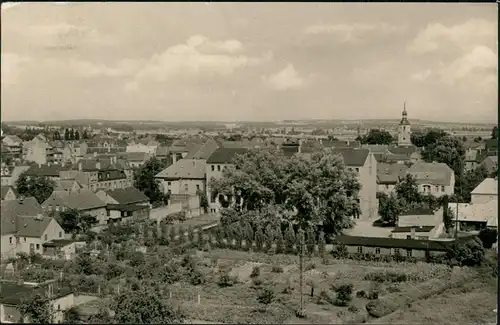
[284, 222, 296, 254]
[422, 136, 465, 177]
[275, 226, 285, 254]
[317, 231, 326, 257]
[56, 209, 97, 234]
[64, 306, 82, 324]
[64, 128, 70, 141]
[18, 293, 54, 323]
[446, 237, 485, 267]
[305, 226, 316, 256]
[82, 129, 89, 140]
[454, 164, 489, 202]
[395, 174, 421, 204]
[69, 128, 75, 141]
[196, 189, 209, 213]
[113, 287, 184, 324]
[378, 193, 404, 226]
[134, 157, 167, 205]
[88, 307, 112, 324]
[264, 223, 275, 252]
[358, 129, 394, 145]
[491, 126, 498, 139]
[254, 224, 265, 252]
[74, 130, 80, 141]
[478, 228, 498, 249]
[257, 288, 275, 305]
[16, 173, 55, 204]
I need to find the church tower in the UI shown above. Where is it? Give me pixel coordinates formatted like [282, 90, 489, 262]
[397, 102, 411, 147]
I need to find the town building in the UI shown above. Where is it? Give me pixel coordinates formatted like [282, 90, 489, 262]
[376, 163, 408, 194]
[96, 187, 151, 223]
[1, 186, 18, 201]
[0, 165, 31, 187]
[470, 177, 497, 204]
[397, 104, 412, 147]
[406, 162, 455, 197]
[480, 156, 498, 176]
[155, 159, 206, 196]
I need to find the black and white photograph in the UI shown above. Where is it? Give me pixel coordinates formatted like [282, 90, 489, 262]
[0, 2, 498, 324]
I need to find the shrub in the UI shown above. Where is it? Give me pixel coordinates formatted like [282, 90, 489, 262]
[305, 263, 316, 271]
[282, 282, 293, 294]
[367, 290, 379, 300]
[336, 284, 353, 295]
[334, 284, 353, 307]
[356, 290, 366, 298]
[478, 228, 498, 249]
[364, 271, 408, 283]
[189, 269, 206, 286]
[271, 265, 284, 273]
[252, 278, 263, 287]
[319, 290, 335, 304]
[386, 284, 401, 293]
[250, 266, 261, 278]
[331, 244, 348, 259]
[257, 288, 275, 305]
[218, 272, 236, 288]
[348, 305, 359, 313]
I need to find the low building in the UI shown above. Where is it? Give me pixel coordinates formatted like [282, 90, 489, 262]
[406, 162, 455, 197]
[97, 187, 151, 223]
[42, 239, 85, 260]
[117, 152, 151, 168]
[480, 156, 498, 176]
[24, 163, 69, 182]
[449, 199, 498, 232]
[0, 165, 30, 187]
[1, 197, 66, 259]
[0, 282, 74, 323]
[396, 207, 445, 239]
[470, 177, 497, 204]
[376, 163, 408, 194]
[42, 190, 107, 225]
[391, 226, 440, 240]
[1, 186, 17, 201]
[155, 159, 206, 196]
[53, 179, 83, 193]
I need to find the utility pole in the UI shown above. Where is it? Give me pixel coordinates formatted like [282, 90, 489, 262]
[297, 228, 306, 318]
[455, 201, 459, 239]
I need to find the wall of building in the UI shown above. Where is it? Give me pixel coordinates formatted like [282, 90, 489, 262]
[1, 234, 17, 260]
[206, 163, 231, 214]
[377, 183, 396, 195]
[149, 202, 183, 223]
[160, 179, 205, 196]
[343, 244, 426, 259]
[2, 189, 17, 201]
[471, 194, 497, 204]
[349, 153, 378, 220]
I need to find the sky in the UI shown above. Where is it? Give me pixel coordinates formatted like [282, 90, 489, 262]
[1, 2, 497, 122]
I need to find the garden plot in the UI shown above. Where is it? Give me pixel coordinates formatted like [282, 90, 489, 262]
[229, 262, 263, 282]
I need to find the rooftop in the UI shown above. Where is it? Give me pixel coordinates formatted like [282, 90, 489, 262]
[155, 159, 206, 180]
[471, 178, 497, 196]
[206, 147, 248, 164]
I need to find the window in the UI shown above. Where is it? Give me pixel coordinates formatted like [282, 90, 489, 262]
[24, 237, 26, 242]
[44, 234, 48, 241]
[357, 246, 363, 254]
[9, 237, 12, 244]
[355, 168, 359, 172]
[184, 184, 189, 192]
[406, 235, 411, 239]
[58, 305, 61, 311]
[441, 186, 445, 192]
[217, 165, 221, 171]
[55, 205, 60, 211]
[167, 182, 171, 186]
[36, 244, 40, 250]
[211, 165, 215, 171]
[196, 184, 200, 190]
[394, 248, 400, 255]
[107, 210, 111, 217]
[59, 232, 62, 238]
[406, 249, 412, 257]
[348, 168, 352, 171]
[385, 184, 389, 189]
[435, 186, 439, 192]
[375, 248, 381, 254]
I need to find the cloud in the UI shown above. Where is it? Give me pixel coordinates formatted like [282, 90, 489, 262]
[128, 35, 271, 89]
[411, 69, 433, 82]
[69, 59, 144, 78]
[408, 18, 496, 54]
[263, 64, 306, 91]
[1, 53, 30, 85]
[439, 45, 497, 86]
[304, 23, 406, 42]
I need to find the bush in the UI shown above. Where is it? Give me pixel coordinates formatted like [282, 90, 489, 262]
[334, 284, 353, 307]
[367, 290, 379, 300]
[189, 269, 206, 286]
[348, 305, 359, 313]
[331, 244, 348, 259]
[250, 266, 261, 278]
[356, 290, 366, 298]
[364, 271, 408, 283]
[251, 278, 263, 287]
[336, 284, 353, 295]
[478, 228, 498, 249]
[319, 290, 335, 304]
[386, 284, 401, 293]
[305, 263, 316, 271]
[218, 272, 237, 288]
[257, 288, 275, 305]
[271, 265, 284, 273]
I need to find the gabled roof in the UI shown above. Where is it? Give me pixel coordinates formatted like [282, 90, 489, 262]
[155, 159, 206, 180]
[54, 179, 83, 192]
[16, 215, 53, 238]
[471, 178, 497, 196]
[2, 135, 23, 146]
[43, 190, 107, 211]
[1, 197, 46, 235]
[1, 186, 17, 200]
[377, 163, 408, 184]
[104, 187, 150, 205]
[25, 164, 69, 177]
[184, 138, 220, 160]
[156, 146, 169, 156]
[448, 200, 497, 223]
[117, 152, 150, 162]
[388, 145, 417, 155]
[332, 148, 370, 167]
[391, 226, 435, 233]
[206, 147, 248, 164]
[407, 162, 454, 186]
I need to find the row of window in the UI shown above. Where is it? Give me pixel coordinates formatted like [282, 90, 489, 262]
[210, 164, 224, 172]
[347, 167, 360, 172]
[356, 246, 413, 257]
[422, 185, 446, 192]
[9, 231, 63, 245]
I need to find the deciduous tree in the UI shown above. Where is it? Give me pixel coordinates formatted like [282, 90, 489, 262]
[133, 157, 167, 205]
[357, 129, 394, 145]
[16, 173, 55, 204]
[18, 293, 54, 323]
[422, 136, 465, 177]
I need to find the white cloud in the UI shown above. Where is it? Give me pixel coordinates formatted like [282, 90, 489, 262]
[1, 53, 30, 85]
[304, 23, 406, 42]
[129, 35, 271, 89]
[69, 59, 144, 78]
[408, 19, 496, 54]
[411, 69, 433, 82]
[263, 64, 306, 91]
[440, 45, 497, 85]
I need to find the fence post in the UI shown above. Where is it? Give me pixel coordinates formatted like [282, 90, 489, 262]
[169, 291, 172, 299]
[197, 288, 201, 305]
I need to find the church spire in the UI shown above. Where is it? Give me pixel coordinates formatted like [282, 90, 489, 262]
[400, 102, 410, 125]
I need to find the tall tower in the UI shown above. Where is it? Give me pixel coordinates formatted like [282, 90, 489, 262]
[397, 102, 411, 147]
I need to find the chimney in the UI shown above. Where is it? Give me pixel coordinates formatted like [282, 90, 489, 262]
[410, 227, 416, 239]
[96, 161, 101, 170]
[38, 163, 42, 168]
[78, 162, 83, 171]
[94, 152, 97, 157]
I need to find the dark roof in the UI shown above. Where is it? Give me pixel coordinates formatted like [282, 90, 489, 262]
[388, 145, 417, 155]
[391, 226, 435, 233]
[43, 190, 107, 211]
[184, 138, 220, 160]
[1, 186, 17, 200]
[332, 235, 453, 251]
[282, 146, 300, 157]
[42, 239, 80, 247]
[106, 203, 149, 212]
[25, 164, 69, 177]
[17, 216, 53, 238]
[322, 140, 361, 149]
[332, 148, 370, 167]
[0, 283, 73, 305]
[105, 187, 150, 205]
[1, 197, 46, 235]
[485, 138, 498, 150]
[206, 147, 248, 164]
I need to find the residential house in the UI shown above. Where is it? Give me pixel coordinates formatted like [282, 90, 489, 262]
[184, 138, 220, 160]
[1, 186, 17, 201]
[0, 282, 74, 323]
[0, 165, 30, 187]
[24, 163, 70, 181]
[65, 141, 88, 163]
[22, 136, 51, 165]
[206, 147, 248, 214]
[281, 138, 301, 157]
[156, 146, 170, 163]
[126, 141, 158, 156]
[1, 197, 66, 260]
[331, 235, 456, 261]
[485, 138, 498, 156]
[117, 152, 151, 168]
[333, 148, 378, 220]
[155, 159, 206, 196]
[96, 187, 151, 223]
[464, 147, 480, 171]
[387, 145, 421, 164]
[53, 179, 83, 193]
[322, 139, 361, 149]
[42, 239, 85, 260]
[1, 135, 23, 160]
[406, 162, 455, 197]
[42, 189, 108, 225]
[48, 141, 68, 165]
[168, 137, 207, 163]
[449, 199, 497, 232]
[470, 177, 497, 204]
[480, 156, 498, 176]
[376, 163, 409, 194]
[60, 158, 132, 192]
